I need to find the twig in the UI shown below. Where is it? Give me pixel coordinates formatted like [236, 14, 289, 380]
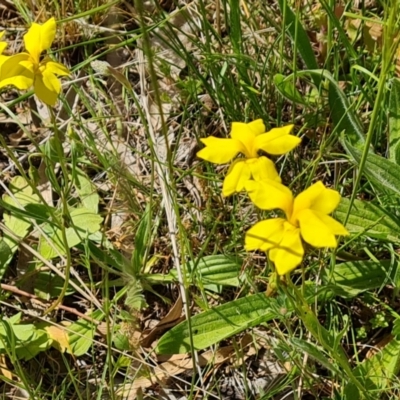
[0, 283, 99, 324]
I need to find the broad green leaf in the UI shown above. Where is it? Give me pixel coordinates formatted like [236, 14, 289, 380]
[68, 310, 104, 356]
[343, 139, 400, 198]
[151, 255, 242, 288]
[156, 293, 289, 354]
[182, 255, 241, 287]
[72, 170, 99, 213]
[344, 338, 400, 399]
[0, 315, 51, 360]
[2, 176, 41, 253]
[335, 198, 400, 243]
[0, 176, 41, 278]
[389, 78, 400, 164]
[273, 74, 308, 105]
[323, 260, 394, 298]
[276, 0, 320, 87]
[39, 207, 102, 259]
[33, 271, 76, 300]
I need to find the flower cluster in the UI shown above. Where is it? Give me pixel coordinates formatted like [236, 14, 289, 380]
[0, 18, 69, 106]
[197, 119, 349, 275]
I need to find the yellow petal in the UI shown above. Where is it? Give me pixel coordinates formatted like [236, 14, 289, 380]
[269, 222, 304, 275]
[245, 218, 286, 252]
[254, 125, 301, 155]
[293, 181, 341, 217]
[247, 119, 266, 136]
[316, 212, 349, 236]
[0, 31, 4, 40]
[0, 55, 8, 67]
[297, 209, 338, 248]
[0, 42, 6, 54]
[34, 70, 60, 106]
[24, 17, 56, 63]
[222, 159, 251, 196]
[230, 122, 258, 158]
[0, 54, 33, 89]
[248, 156, 280, 182]
[197, 136, 244, 164]
[42, 58, 70, 76]
[245, 179, 293, 214]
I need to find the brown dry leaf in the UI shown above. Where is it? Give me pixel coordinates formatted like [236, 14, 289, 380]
[45, 325, 71, 353]
[0, 354, 12, 380]
[141, 294, 183, 347]
[119, 344, 235, 399]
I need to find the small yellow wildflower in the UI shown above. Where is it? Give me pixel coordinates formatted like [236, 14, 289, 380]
[0, 31, 9, 65]
[245, 181, 349, 275]
[0, 18, 70, 106]
[197, 119, 301, 196]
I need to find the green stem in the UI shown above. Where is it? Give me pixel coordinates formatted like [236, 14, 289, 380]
[285, 277, 370, 398]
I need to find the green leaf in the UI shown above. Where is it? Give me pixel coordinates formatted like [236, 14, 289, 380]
[39, 207, 102, 259]
[329, 83, 365, 146]
[290, 337, 339, 373]
[335, 198, 400, 243]
[343, 139, 400, 197]
[68, 310, 104, 356]
[0, 315, 51, 360]
[72, 169, 99, 213]
[171, 255, 242, 288]
[344, 338, 400, 399]
[389, 78, 400, 164]
[0, 240, 13, 281]
[276, 0, 320, 86]
[0, 176, 41, 278]
[323, 260, 395, 298]
[33, 271, 76, 300]
[278, 69, 365, 146]
[2, 176, 40, 253]
[156, 293, 288, 354]
[131, 204, 152, 276]
[273, 74, 308, 105]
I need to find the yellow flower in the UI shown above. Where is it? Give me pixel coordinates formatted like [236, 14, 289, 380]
[245, 181, 349, 275]
[0, 31, 9, 65]
[197, 119, 301, 196]
[0, 17, 69, 106]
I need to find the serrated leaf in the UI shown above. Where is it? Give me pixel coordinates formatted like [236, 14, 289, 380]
[335, 198, 400, 242]
[323, 260, 394, 298]
[343, 139, 400, 198]
[156, 293, 288, 354]
[344, 338, 400, 399]
[389, 78, 400, 164]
